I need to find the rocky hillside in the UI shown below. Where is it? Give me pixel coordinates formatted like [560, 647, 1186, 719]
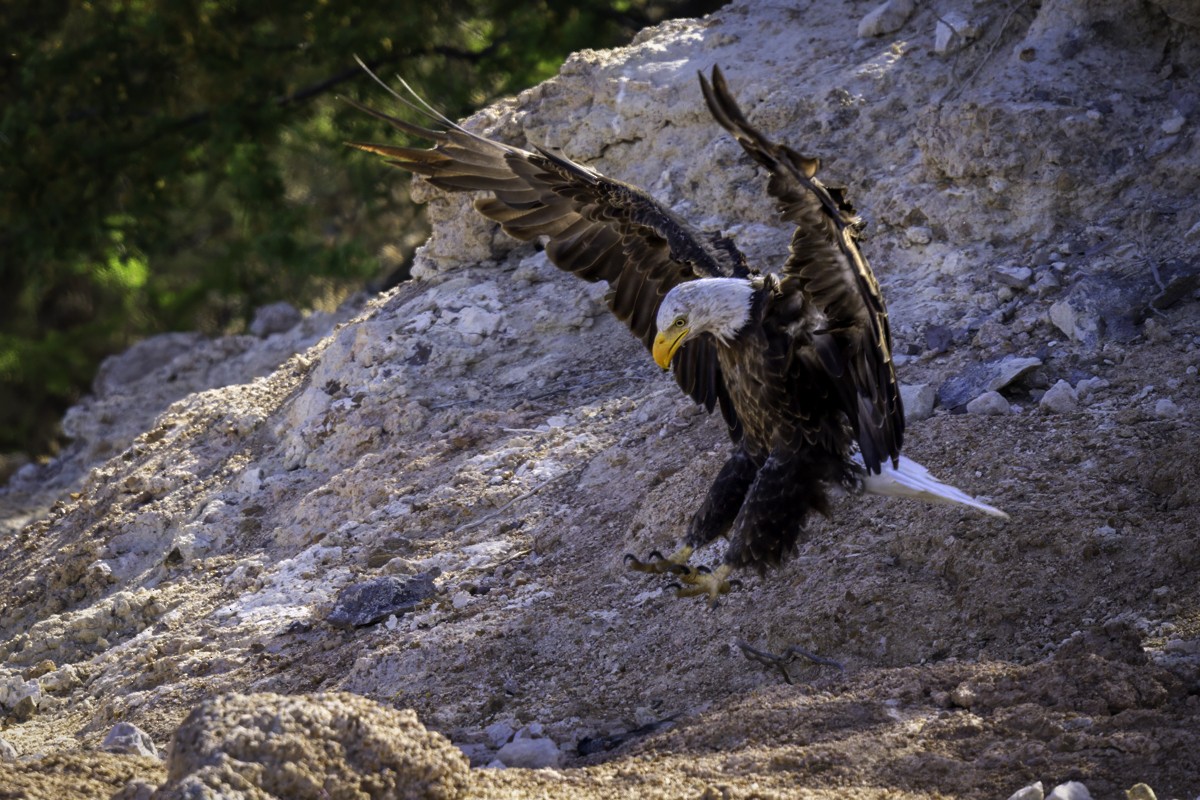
[2, 1, 1198, 798]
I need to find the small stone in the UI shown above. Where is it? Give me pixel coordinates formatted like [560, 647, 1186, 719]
[249, 302, 302, 337]
[1076, 377, 1109, 401]
[1048, 299, 1100, 346]
[935, 12, 980, 54]
[992, 265, 1033, 289]
[327, 573, 437, 629]
[1153, 398, 1180, 418]
[0, 676, 41, 710]
[1008, 782, 1045, 800]
[102, 721, 158, 757]
[938, 356, 1042, 411]
[11, 694, 37, 722]
[967, 391, 1010, 416]
[949, 683, 976, 708]
[111, 780, 157, 800]
[496, 736, 562, 769]
[1032, 272, 1062, 297]
[1048, 781, 1093, 800]
[40, 663, 83, 693]
[515, 722, 545, 739]
[1125, 782, 1157, 800]
[1165, 637, 1200, 654]
[1150, 271, 1199, 311]
[905, 225, 932, 245]
[456, 306, 502, 337]
[0, 736, 17, 760]
[485, 720, 516, 748]
[1007, 782, 1045, 800]
[1040, 380, 1078, 413]
[986, 356, 1043, 393]
[23, 659, 57, 680]
[1161, 115, 1185, 135]
[924, 324, 954, 354]
[1143, 318, 1171, 343]
[900, 383, 936, 422]
[858, 0, 915, 37]
[456, 742, 492, 765]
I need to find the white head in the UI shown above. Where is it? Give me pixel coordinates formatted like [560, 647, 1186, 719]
[652, 277, 755, 368]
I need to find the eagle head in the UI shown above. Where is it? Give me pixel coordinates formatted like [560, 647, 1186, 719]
[652, 278, 756, 369]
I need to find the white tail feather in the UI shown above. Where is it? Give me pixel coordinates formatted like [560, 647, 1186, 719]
[853, 454, 1009, 519]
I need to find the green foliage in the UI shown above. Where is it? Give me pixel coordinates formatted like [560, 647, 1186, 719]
[0, 0, 723, 457]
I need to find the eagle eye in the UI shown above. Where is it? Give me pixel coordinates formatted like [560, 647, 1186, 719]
[674, 317, 686, 328]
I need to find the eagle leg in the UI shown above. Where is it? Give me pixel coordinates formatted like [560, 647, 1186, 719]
[723, 453, 837, 572]
[684, 446, 760, 548]
[626, 448, 758, 602]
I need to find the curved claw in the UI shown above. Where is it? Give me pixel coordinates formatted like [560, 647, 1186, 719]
[676, 564, 735, 609]
[625, 545, 695, 575]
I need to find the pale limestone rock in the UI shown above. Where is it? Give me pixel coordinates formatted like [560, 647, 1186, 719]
[967, 391, 1011, 415]
[858, 0, 916, 37]
[102, 722, 158, 758]
[1040, 379, 1079, 413]
[0, 736, 17, 760]
[935, 11, 980, 54]
[1048, 781, 1094, 800]
[495, 736, 563, 769]
[1007, 782, 1045, 800]
[901, 383, 936, 422]
[154, 692, 469, 799]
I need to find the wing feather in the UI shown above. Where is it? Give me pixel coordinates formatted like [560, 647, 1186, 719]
[699, 66, 903, 471]
[346, 61, 742, 426]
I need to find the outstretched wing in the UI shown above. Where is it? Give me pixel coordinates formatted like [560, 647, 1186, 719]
[345, 61, 745, 424]
[699, 65, 903, 472]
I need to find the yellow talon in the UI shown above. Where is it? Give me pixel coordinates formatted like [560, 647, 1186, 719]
[675, 564, 733, 608]
[625, 545, 695, 575]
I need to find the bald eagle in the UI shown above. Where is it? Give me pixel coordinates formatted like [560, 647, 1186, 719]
[346, 64, 1006, 605]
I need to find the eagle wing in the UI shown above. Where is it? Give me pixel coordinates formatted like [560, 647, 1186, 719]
[345, 63, 743, 424]
[699, 66, 903, 472]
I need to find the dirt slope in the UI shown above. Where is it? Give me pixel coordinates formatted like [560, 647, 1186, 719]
[1, 1, 1198, 798]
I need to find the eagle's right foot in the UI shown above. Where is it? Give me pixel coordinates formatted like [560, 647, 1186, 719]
[624, 544, 696, 576]
[673, 563, 736, 608]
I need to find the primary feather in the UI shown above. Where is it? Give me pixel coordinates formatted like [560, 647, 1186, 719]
[346, 63, 1003, 584]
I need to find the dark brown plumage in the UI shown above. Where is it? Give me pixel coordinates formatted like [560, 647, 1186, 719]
[347, 63, 915, 598]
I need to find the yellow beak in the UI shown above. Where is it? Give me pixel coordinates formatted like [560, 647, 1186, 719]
[652, 327, 689, 370]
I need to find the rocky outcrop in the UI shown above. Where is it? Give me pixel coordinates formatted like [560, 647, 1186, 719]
[150, 692, 469, 800]
[1, 1, 1198, 798]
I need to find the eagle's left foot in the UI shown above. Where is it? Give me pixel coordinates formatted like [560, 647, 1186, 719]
[624, 544, 695, 575]
[672, 563, 737, 609]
